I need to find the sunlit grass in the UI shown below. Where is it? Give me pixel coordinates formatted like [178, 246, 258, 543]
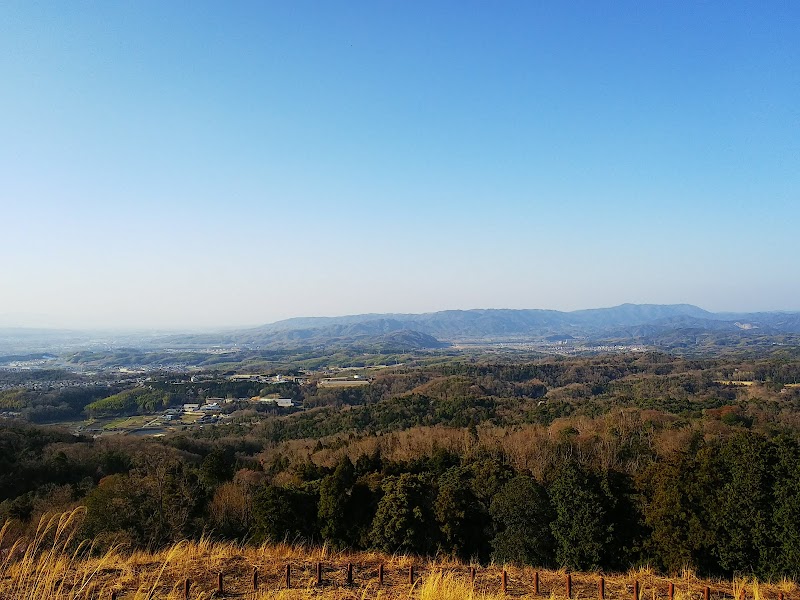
[733, 577, 747, 600]
[1, 510, 797, 600]
[415, 570, 505, 600]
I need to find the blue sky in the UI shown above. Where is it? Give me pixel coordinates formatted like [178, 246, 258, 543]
[1, 1, 798, 329]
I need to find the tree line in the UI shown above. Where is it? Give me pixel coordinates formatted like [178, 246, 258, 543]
[2, 419, 800, 580]
[3, 353, 800, 580]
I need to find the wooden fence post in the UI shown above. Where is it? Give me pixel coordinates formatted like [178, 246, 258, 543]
[634, 580, 640, 600]
[600, 576, 605, 600]
[669, 582, 674, 600]
[253, 567, 258, 591]
[378, 563, 384, 586]
[316, 561, 323, 586]
[704, 586, 710, 600]
[285, 563, 291, 589]
[502, 570, 508, 594]
[217, 571, 223, 594]
[347, 562, 354, 585]
[183, 578, 190, 600]
[534, 571, 540, 595]
[567, 573, 572, 599]
[471, 566, 476, 585]
[409, 565, 414, 584]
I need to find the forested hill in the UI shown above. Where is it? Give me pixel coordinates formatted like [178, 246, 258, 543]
[4, 304, 800, 356]
[244, 304, 717, 338]
[170, 304, 800, 350]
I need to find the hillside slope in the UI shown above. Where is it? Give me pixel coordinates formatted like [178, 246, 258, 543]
[1, 510, 789, 600]
[167, 304, 800, 351]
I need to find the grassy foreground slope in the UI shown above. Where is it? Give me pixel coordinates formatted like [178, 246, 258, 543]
[0, 510, 795, 600]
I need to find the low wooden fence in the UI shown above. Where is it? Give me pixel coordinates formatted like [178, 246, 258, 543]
[106, 564, 791, 599]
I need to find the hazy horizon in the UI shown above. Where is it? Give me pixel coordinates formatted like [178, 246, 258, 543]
[2, 301, 799, 332]
[3, 2, 798, 330]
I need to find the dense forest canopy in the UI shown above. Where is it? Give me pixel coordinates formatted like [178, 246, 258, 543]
[2, 351, 800, 579]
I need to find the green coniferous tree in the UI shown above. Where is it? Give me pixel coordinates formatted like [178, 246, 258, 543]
[318, 456, 355, 549]
[435, 466, 488, 560]
[489, 475, 554, 566]
[369, 473, 435, 554]
[772, 436, 800, 578]
[710, 434, 774, 576]
[549, 462, 611, 570]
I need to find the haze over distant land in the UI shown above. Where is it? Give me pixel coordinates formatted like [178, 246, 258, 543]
[1, 300, 799, 332]
[1, 3, 797, 329]
[2, 305, 800, 358]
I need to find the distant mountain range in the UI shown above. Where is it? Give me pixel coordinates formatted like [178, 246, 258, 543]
[3, 304, 800, 356]
[167, 304, 800, 351]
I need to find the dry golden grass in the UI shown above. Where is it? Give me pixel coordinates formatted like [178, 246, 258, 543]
[0, 510, 794, 600]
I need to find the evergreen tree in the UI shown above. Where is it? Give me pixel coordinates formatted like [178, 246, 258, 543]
[639, 444, 720, 575]
[199, 447, 235, 489]
[772, 436, 800, 579]
[710, 434, 774, 576]
[490, 475, 554, 566]
[318, 456, 355, 549]
[435, 466, 489, 560]
[549, 461, 611, 570]
[370, 473, 435, 554]
[252, 484, 318, 543]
